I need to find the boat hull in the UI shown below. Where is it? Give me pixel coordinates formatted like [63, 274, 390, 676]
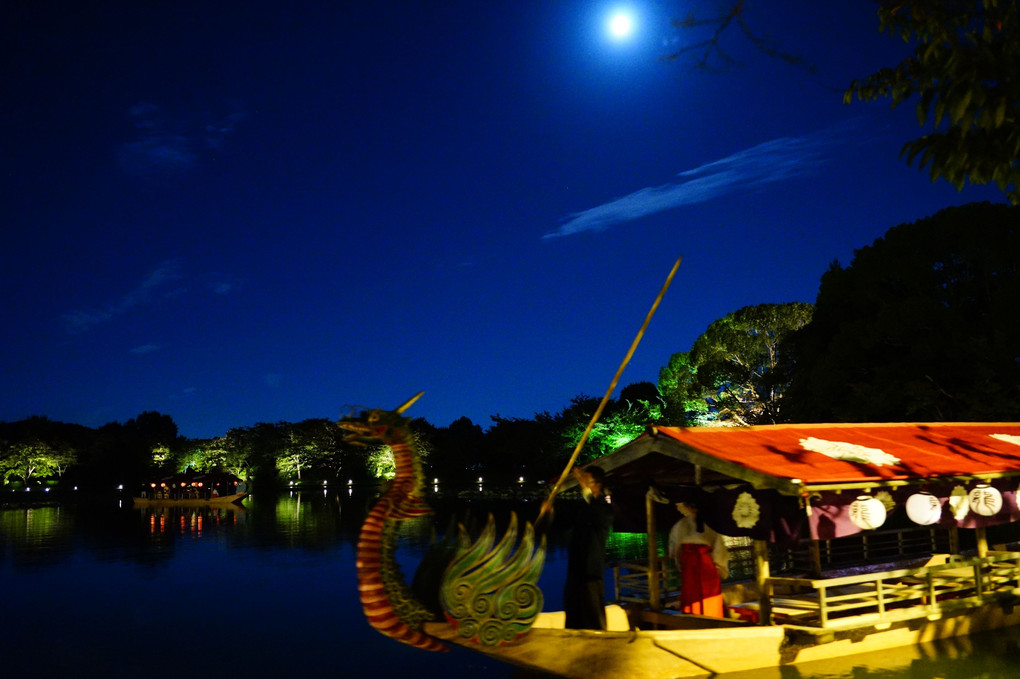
[424, 602, 1020, 678]
[132, 493, 247, 507]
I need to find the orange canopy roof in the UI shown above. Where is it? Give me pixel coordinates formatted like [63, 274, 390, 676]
[650, 422, 1020, 490]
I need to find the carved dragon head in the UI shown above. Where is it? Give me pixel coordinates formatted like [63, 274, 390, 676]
[339, 391, 424, 445]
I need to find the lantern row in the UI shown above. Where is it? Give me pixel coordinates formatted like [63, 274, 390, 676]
[849, 483, 1003, 530]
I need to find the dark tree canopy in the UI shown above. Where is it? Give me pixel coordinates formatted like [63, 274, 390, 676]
[846, 1, 1020, 203]
[784, 202, 1020, 422]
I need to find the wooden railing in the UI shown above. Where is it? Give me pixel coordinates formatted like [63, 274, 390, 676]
[612, 559, 678, 609]
[766, 527, 953, 575]
[760, 551, 1020, 629]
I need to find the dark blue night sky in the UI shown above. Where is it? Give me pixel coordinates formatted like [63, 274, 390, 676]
[1, 1, 1006, 437]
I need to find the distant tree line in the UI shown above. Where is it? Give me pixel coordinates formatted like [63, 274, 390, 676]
[3, 203, 1018, 493]
[0, 386, 664, 494]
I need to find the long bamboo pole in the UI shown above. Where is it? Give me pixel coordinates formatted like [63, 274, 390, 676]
[537, 255, 683, 525]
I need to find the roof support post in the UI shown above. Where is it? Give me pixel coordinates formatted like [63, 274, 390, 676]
[975, 526, 989, 558]
[647, 489, 662, 611]
[809, 540, 822, 578]
[753, 539, 772, 625]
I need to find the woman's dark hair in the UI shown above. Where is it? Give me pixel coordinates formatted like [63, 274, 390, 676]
[680, 496, 706, 533]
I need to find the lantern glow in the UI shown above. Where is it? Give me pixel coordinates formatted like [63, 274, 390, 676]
[849, 495, 887, 530]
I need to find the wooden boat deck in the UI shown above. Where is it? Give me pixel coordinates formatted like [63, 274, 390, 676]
[425, 551, 1020, 678]
[621, 551, 1020, 635]
[758, 551, 1020, 628]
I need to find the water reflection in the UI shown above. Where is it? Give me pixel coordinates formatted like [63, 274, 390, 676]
[0, 504, 75, 568]
[2, 493, 1020, 679]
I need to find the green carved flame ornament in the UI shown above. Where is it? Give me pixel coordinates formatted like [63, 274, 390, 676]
[439, 513, 546, 646]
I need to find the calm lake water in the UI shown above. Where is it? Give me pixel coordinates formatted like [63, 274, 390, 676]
[3, 490, 1020, 679]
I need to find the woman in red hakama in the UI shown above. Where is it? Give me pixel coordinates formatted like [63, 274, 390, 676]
[668, 501, 729, 617]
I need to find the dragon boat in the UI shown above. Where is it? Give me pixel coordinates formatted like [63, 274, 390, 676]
[344, 402, 1020, 678]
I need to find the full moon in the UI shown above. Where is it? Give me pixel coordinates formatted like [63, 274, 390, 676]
[608, 13, 634, 39]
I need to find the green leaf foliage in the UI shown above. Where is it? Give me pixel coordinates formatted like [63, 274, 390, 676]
[845, 1, 1020, 203]
[660, 303, 814, 425]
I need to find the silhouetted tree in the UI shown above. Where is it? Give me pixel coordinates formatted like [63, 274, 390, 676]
[484, 412, 561, 484]
[784, 202, 1020, 422]
[428, 417, 486, 485]
[618, 381, 661, 405]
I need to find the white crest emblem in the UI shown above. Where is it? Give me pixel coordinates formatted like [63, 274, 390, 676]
[732, 491, 761, 529]
[799, 437, 902, 467]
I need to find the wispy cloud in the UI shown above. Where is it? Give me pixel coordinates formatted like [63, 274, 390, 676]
[60, 261, 242, 334]
[61, 260, 184, 334]
[118, 101, 246, 177]
[207, 271, 243, 295]
[544, 130, 840, 239]
[130, 344, 162, 355]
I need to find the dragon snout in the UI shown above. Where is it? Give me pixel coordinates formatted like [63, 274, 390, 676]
[339, 420, 381, 444]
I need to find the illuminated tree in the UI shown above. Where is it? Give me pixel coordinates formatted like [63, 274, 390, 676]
[366, 445, 396, 481]
[200, 437, 248, 478]
[151, 445, 172, 469]
[221, 422, 287, 487]
[0, 416, 87, 484]
[845, 1, 1020, 203]
[0, 438, 60, 486]
[784, 202, 1020, 422]
[361, 420, 432, 483]
[73, 411, 182, 487]
[663, 303, 814, 425]
[658, 351, 711, 425]
[288, 418, 350, 482]
[48, 444, 76, 478]
[555, 385, 665, 462]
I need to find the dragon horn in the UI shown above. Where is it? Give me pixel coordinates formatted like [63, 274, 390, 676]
[395, 391, 425, 414]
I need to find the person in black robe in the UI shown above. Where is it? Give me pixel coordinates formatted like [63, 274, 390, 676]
[563, 465, 614, 630]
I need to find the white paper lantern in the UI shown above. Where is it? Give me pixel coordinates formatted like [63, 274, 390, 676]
[968, 483, 1003, 517]
[849, 495, 887, 530]
[905, 492, 942, 526]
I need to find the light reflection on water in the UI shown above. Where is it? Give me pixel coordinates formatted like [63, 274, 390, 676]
[2, 493, 1020, 679]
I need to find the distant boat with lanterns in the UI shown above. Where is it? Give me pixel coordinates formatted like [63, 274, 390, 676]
[133, 469, 247, 507]
[421, 422, 1020, 677]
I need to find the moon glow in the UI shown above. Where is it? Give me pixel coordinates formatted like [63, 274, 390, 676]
[608, 13, 634, 39]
